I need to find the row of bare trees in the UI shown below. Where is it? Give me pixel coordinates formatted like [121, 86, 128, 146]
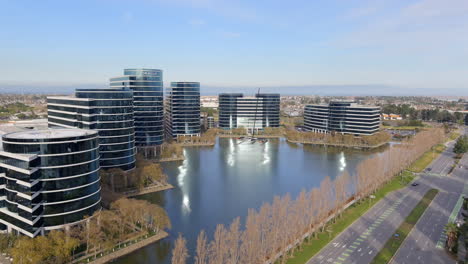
[357, 127, 445, 199]
[171, 128, 445, 264]
[217, 127, 284, 137]
[178, 129, 219, 144]
[286, 130, 392, 147]
[77, 197, 171, 259]
[218, 127, 248, 136]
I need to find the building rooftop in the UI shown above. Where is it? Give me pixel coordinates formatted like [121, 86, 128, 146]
[0, 119, 49, 135]
[306, 102, 379, 109]
[3, 128, 96, 140]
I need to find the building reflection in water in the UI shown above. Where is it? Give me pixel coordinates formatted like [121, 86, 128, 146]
[220, 138, 278, 180]
[339, 152, 347, 172]
[227, 138, 235, 167]
[262, 141, 271, 165]
[177, 148, 191, 213]
[113, 138, 376, 264]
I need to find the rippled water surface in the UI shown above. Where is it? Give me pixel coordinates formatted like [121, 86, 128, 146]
[114, 138, 384, 263]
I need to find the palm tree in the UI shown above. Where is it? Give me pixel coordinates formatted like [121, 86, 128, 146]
[445, 222, 458, 252]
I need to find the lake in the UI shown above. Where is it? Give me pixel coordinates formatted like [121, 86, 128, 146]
[114, 138, 385, 263]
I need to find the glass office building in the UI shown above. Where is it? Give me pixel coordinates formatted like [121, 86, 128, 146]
[304, 101, 381, 135]
[165, 82, 201, 138]
[219, 93, 280, 132]
[0, 129, 101, 237]
[47, 88, 136, 171]
[110, 69, 164, 146]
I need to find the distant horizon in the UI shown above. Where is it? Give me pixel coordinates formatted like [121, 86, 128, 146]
[1, 82, 467, 97]
[2, 1, 468, 94]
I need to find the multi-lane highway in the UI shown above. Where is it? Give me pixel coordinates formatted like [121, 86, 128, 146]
[390, 127, 468, 264]
[307, 127, 467, 264]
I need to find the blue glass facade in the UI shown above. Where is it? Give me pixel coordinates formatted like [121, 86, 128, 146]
[304, 101, 381, 135]
[165, 82, 201, 138]
[0, 129, 101, 237]
[47, 88, 136, 171]
[110, 69, 164, 146]
[219, 93, 280, 131]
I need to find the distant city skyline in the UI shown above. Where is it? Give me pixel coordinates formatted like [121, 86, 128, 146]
[1, 0, 468, 95]
[1, 83, 467, 96]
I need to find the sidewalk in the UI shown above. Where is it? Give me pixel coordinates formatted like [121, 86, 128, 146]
[0, 253, 11, 264]
[73, 231, 168, 264]
[123, 183, 174, 197]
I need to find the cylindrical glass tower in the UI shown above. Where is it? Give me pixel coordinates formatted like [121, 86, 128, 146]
[0, 129, 101, 237]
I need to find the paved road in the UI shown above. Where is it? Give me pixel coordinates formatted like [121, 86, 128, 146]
[390, 127, 468, 264]
[307, 127, 466, 264]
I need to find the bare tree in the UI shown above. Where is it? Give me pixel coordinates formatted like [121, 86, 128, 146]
[195, 230, 208, 264]
[190, 127, 446, 264]
[208, 224, 229, 264]
[172, 233, 189, 264]
[226, 217, 241, 264]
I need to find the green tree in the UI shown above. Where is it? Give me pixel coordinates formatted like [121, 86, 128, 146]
[0, 233, 17, 253]
[445, 222, 458, 252]
[47, 230, 80, 263]
[454, 136, 468, 154]
[10, 236, 49, 264]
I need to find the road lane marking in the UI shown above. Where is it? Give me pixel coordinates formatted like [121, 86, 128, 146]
[330, 191, 411, 261]
[436, 182, 468, 248]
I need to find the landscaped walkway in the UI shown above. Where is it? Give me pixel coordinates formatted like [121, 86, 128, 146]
[73, 231, 168, 264]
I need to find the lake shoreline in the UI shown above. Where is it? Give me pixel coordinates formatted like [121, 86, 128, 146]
[113, 137, 381, 264]
[286, 139, 389, 149]
[74, 231, 168, 264]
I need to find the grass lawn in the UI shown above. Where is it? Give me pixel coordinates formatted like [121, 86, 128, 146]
[448, 132, 461, 141]
[285, 171, 415, 264]
[408, 144, 446, 173]
[370, 189, 438, 264]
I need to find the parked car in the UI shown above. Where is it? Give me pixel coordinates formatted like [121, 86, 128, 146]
[411, 183, 419, 186]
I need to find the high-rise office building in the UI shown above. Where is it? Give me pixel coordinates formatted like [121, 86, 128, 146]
[218, 93, 280, 132]
[165, 82, 201, 138]
[47, 88, 136, 171]
[0, 129, 101, 237]
[304, 101, 381, 135]
[110, 69, 164, 147]
[207, 116, 215, 129]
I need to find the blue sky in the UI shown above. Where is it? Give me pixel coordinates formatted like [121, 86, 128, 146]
[1, 0, 468, 94]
